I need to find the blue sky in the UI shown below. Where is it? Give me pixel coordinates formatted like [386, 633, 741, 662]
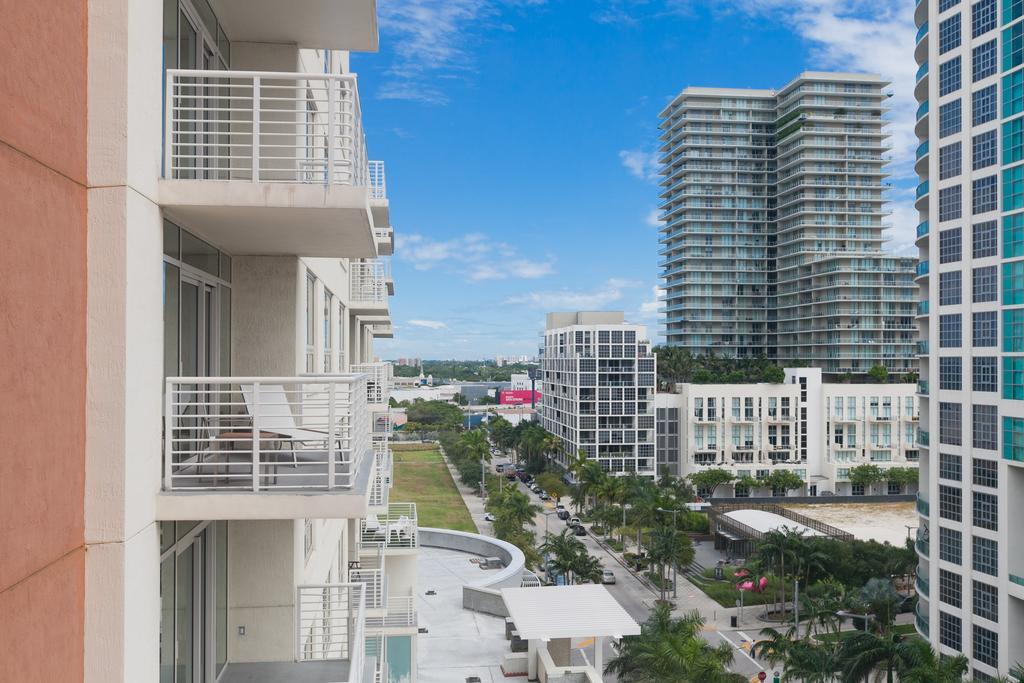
[354, 0, 917, 360]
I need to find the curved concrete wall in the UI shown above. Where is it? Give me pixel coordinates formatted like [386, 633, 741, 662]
[419, 527, 526, 616]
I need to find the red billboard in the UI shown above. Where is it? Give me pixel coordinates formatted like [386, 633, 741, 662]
[499, 390, 541, 405]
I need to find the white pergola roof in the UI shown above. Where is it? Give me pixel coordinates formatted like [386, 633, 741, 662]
[501, 585, 641, 641]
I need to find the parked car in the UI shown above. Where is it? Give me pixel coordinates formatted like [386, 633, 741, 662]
[568, 517, 581, 527]
[573, 525, 587, 537]
[539, 492, 551, 501]
[555, 503, 566, 511]
[601, 569, 616, 585]
[506, 472, 518, 480]
[819, 490, 836, 497]
[556, 509, 570, 521]
[483, 513, 496, 522]
[530, 485, 542, 494]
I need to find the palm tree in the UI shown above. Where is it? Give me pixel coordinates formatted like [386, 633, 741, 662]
[606, 605, 746, 683]
[894, 636, 968, 683]
[570, 552, 604, 585]
[647, 525, 695, 603]
[754, 529, 804, 617]
[541, 529, 583, 583]
[838, 630, 925, 683]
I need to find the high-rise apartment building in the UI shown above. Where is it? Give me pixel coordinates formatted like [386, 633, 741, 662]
[914, 0, 1024, 677]
[655, 369, 920, 495]
[1, 1, 417, 681]
[540, 312, 657, 476]
[658, 72, 918, 377]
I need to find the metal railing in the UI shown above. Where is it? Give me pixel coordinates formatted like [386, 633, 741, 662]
[164, 69, 368, 187]
[915, 567, 929, 597]
[349, 569, 386, 610]
[296, 583, 366, 683]
[368, 450, 390, 508]
[368, 160, 386, 199]
[365, 594, 416, 628]
[709, 503, 855, 542]
[352, 362, 393, 405]
[365, 635, 387, 683]
[349, 261, 389, 304]
[361, 503, 418, 549]
[163, 376, 369, 492]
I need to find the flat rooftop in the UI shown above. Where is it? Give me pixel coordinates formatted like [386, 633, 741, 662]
[724, 509, 825, 537]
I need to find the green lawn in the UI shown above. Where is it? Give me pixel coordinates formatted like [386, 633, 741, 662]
[391, 446, 476, 533]
[814, 623, 920, 643]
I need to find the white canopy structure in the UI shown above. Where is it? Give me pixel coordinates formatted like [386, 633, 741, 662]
[501, 585, 641, 681]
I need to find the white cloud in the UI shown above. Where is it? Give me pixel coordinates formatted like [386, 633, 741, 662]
[407, 319, 448, 330]
[376, 0, 548, 104]
[397, 232, 556, 281]
[646, 208, 662, 227]
[504, 278, 641, 309]
[636, 285, 665, 319]
[619, 149, 660, 183]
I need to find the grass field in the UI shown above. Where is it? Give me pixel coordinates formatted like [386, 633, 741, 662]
[391, 445, 476, 533]
[689, 566, 784, 607]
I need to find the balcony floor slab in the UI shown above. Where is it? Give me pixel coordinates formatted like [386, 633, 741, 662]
[219, 660, 349, 683]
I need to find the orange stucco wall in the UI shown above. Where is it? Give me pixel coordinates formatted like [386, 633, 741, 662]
[0, 0, 88, 679]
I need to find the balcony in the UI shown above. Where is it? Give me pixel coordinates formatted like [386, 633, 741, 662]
[915, 566, 929, 597]
[917, 300, 929, 316]
[367, 159, 390, 234]
[364, 594, 417, 630]
[360, 503, 418, 552]
[915, 24, 928, 63]
[918, 428, 929, 445]
[161, 69, 382, 258]
[915, 527, 929, 557]
[349, 260, 392, 314]
[206, 0, 378, 51]
[158, 375, 374, 520]
[915, 260, 929, 278]
[916, 495, 929, 516]
[916, 220, 929, 239]
[352, 362, 393, 405]
[914, 600, 929, 638]
[373, 226, 394, 256]
[918, 381, 929, 397]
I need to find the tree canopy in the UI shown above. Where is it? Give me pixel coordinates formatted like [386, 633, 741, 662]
[655, 347, 785, 386]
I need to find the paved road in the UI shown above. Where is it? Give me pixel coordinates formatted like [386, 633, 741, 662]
[470, 456, 776, 681]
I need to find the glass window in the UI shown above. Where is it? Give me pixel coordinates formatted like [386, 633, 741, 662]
[973, 175, 998, 213]
[973, 625, 999, 667]
[1005, 308, 1024, 351]
[974, 404, 999, 449]
[1004, 22, 1024, 70]
[973, 265, 998, 302]
[940, 0, 961, 9]
[1004, 165, 1024, 211]
[973, 356, 998, 392]
[973, 457, 999, 487]
[1005, 118, 1024, 166]
[973, 84, 998, 125]
[940, 14, 962, 54]
[1006, 68, 1024, 118]
[973, 311, 998, 346]
[973, 581, 999, 622]
[939, 402, 962, 446]
[1003, 260, 1024, 304]
[973, 39, 998, 81]
[973, 491, 999, 530]
[940, 99, 963, 138]
[940, 227, 963, 263]
[973, 220, 997, 257]
[940, 57, 962, 96]
[973, 130, 998, 169]
[940, 270, 962, 305]
[940, 313, 962, 347]
[181, 230, 220, 277]
[939, 184, 962, 221]
[939, 612, 962, 651]
[940, 141, 963, 179]
[1005, 213, 1024, 258]
[939, 526, 962, 564]
[939, 451, 962, 480]
[973, 535, 998, 575]
[1003, 356, 1024, 399]
[1009, 0, 1024, 23]
[940, 356, 962, 389]
[973, 0, 997, 36]
[940, 483, 964, 521]
[939, 568, 962, 608]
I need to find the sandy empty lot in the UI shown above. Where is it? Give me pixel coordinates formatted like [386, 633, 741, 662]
[786, 502, 917, 546]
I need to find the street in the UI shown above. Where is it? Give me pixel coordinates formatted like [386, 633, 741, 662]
[479, 456, 774, 681]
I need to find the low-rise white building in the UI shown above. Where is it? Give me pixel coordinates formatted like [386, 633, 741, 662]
[656, 369, 919, 496]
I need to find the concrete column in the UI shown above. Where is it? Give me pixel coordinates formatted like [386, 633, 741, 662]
[527, 639, 537, 681]
[594, 636, 604, 675]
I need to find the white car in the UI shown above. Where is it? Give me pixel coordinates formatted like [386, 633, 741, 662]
[602, 570, 616, 585]
[483, 513, 496, 522]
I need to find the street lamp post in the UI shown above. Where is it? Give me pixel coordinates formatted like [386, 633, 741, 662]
[657, 507, 680, 599]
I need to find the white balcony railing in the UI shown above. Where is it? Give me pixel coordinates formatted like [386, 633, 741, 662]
[365, 635, 387, 683]
[368, 465, 389, 508]
[349, 262, 389, 304]
[163, 376, 369, 492]
[352, 362, 393, 405]
[368, 160, 386, 199]
[365, 594, 417, 629]
[372, 411, 392, 436]
[164, 69, 368, 187]
[297, 583, 366, 683]
[348, 569, 386, 610]
[360, 503, 418, 549]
